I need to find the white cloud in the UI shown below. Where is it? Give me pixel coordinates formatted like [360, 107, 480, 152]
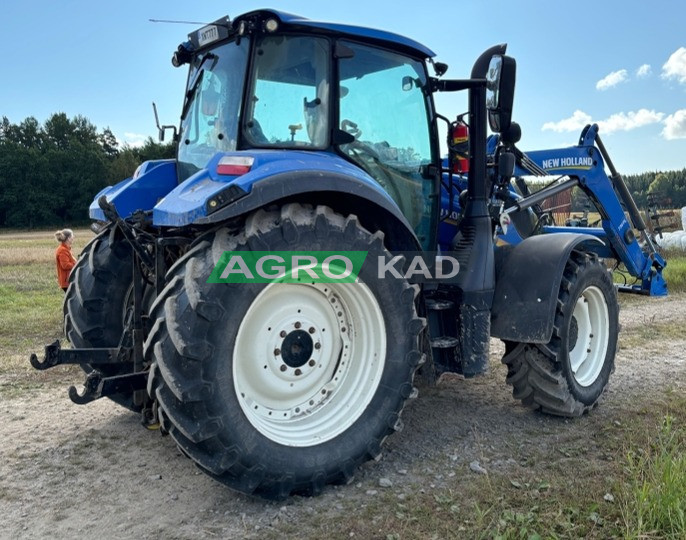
[542, 110, 592, 132]
[662, 47, 686, 84]
[636, 64, 652, 78]
[662, 109, 686, 140]
[542, 109, 664, 134]
[123, 132, 147, 148]
[597, 109, 665, 134]
[596, 69, 628, 90]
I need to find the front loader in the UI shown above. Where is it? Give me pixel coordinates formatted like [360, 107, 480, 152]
[31, 9, 666, 499]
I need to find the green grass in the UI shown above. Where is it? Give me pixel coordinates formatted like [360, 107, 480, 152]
[621, 401, 686, 539]
[662, 250, 686, 293]
[0, 230, 92, 386]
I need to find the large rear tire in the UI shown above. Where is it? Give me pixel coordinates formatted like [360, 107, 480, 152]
[145, 204, 425, 499]
[64, 226, 138, 411]
[501, 251, 618, 416]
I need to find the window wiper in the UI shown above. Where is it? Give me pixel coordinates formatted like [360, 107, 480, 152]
[180, 53, 217, 121]
[181, 70, 204, 121]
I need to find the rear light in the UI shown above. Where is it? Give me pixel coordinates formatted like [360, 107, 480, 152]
[217, 156, 254, 176]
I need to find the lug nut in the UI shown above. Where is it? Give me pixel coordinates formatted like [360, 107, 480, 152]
[274, 348, 281, 356]
[308, 359, 316, 367]
[314, 343, 321, 350]
[309, 327, 315, 334]
[294, 369, 302, 376]
[280, 330, 287, 338]
[280, 365, 287, 372]
[295, 322, 302, 329]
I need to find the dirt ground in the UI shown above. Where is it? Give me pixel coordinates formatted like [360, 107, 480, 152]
[1, 294, 685, 539]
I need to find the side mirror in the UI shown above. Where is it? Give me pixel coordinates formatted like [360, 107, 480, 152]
[486, 55, 516, 133]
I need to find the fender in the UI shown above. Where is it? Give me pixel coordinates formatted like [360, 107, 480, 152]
[490, 233, 603, 343]
[89, 160, 177, 221]
[153, 150, 421, 250]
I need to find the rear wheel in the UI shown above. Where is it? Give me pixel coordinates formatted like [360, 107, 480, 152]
[145, 204, 425, 499]
[64, 226, 138, 411]
[501, 251, 618, 416]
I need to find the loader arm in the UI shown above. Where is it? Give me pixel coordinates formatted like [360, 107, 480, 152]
[503, 123, 667, 296]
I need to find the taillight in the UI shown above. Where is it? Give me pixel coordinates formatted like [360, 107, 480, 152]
[217, 156, 254, 176]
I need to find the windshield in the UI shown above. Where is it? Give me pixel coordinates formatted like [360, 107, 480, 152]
[177, 38, 250, 182]
[243, 35, 330, 148]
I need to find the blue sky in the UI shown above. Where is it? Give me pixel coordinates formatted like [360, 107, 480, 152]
[2, 0, 685, 174]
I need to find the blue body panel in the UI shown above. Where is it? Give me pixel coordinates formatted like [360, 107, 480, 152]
[89, 160, 177, 221]
[237, 10, 435, 59]
[153, 150, 399, 227]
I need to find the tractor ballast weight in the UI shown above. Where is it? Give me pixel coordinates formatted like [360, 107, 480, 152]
[32, 9, 667, 499]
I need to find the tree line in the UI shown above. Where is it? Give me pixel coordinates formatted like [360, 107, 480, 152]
[0, 114, 174, 228]
[1, 113, 685, 228]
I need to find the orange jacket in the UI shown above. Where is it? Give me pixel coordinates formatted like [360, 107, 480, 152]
[55, 243, 76, 288]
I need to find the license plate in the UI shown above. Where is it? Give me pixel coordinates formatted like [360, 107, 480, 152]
[198, 25, 219, 47]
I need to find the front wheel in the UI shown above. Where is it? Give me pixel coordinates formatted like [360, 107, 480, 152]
[145, 204, 425, 498]
[501, 251, 618, 416]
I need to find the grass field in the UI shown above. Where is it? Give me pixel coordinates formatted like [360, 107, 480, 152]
[0, 229, 93, 387]
[1, 229, 685, 538]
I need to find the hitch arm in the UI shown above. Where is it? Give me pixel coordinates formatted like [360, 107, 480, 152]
[68, 371, 147, 405]
[30, 340, 129, 370]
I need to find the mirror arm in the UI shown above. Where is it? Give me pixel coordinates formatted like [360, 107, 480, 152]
[431, 78, 486, 93]
[152, 102, 179, 143]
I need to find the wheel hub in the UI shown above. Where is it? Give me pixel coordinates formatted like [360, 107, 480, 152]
[280, 330, 314, 368]
[568, 316, 579, 351]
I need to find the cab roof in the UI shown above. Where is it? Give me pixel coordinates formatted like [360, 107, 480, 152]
[232, 9, 436, 59]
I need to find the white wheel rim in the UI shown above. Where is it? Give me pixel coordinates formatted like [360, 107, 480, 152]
[568, 285, 609, 387]
[233, 282, 386, 447]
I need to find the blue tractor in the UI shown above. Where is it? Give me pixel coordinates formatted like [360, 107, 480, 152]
[32, 10, 666, 499]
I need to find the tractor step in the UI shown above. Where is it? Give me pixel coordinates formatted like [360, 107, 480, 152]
[430, 336, 459, 349]
[425, 296, 462, 374]
[425, 298, 455, 311]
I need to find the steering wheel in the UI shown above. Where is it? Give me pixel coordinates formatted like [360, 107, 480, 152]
[341, 119, 362, 140]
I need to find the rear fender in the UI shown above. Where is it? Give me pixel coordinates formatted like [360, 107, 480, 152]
[152, 150, 421, 250]
[491, 233, 603, 343]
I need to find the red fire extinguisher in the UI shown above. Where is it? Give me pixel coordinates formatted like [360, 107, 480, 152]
[450, 115, 469, 174]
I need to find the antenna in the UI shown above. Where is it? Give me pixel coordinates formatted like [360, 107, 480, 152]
[149, 17, 232, 30]
[149, 19, 212, 25]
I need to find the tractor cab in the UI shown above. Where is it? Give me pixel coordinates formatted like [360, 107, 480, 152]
[173, 10, 441, 247]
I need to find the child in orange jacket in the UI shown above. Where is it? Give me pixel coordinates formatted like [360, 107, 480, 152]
[55, 229, 76, 292]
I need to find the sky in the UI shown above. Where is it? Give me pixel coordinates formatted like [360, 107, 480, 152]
[2, 0, 685, 175]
